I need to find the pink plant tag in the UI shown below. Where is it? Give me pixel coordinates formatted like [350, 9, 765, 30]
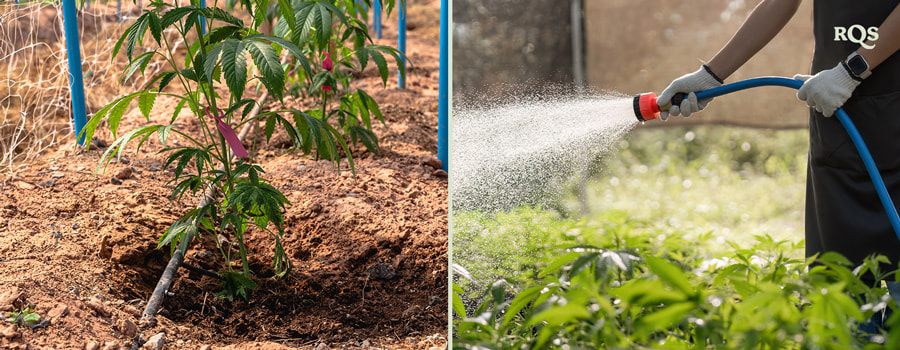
[206, 107, 248, 158]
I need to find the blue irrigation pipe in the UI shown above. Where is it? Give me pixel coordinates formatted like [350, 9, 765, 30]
[398, 0, 406, 88]
[62, 0, 88, 146]
[373, 0, 382, 39]
[437, 0, 447, 171]
[689, 77, 900, 239]
[200, 0, 206, 35]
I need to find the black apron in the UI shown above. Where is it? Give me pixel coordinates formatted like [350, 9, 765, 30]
[807, 0, 900, 277]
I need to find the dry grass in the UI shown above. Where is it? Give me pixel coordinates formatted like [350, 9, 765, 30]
[0, 1, 163, 178]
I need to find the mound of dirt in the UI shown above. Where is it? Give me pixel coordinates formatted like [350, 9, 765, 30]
[0, 0, 446, 349]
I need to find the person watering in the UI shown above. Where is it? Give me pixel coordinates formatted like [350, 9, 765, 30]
[657, 0, 900, 330]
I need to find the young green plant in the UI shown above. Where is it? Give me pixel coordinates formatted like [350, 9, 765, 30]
[80, 0, 405, 300]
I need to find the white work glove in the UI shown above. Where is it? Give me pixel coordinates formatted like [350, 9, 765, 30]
[794, 62, 861, 117]
[657, 65, 723, 120]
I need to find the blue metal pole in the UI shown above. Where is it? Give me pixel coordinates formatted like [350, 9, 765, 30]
[62, 0, 88, 146]
[373, 0, 382, 39]
[200, 0, 206, 35]
[398, 0, 406, 88]
[437, 0, 447, 171]
[117, 0, 122, 22]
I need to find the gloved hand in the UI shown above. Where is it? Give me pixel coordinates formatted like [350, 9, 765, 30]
[657, 66, 723, 120]
[794, 62, 861, 117]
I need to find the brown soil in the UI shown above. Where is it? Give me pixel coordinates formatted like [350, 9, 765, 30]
[0, 1, 447, 349]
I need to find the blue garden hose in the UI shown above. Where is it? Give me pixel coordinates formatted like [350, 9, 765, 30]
[634, 77, 900, 240]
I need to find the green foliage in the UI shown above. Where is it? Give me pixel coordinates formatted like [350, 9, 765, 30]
[81, 0, 403, 299]
[454, 227, 900, 349]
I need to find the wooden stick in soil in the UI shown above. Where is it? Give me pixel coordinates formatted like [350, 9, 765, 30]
[139, 90, 268, 329]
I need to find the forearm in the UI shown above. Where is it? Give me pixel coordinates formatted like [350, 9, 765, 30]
[706, 0, 802, 79]
[858, 5, 900, 70]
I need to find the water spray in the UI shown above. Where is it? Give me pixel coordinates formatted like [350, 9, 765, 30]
[633, 76, 900, 240]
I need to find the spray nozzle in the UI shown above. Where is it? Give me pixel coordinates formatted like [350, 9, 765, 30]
[632, 92, 688, 122]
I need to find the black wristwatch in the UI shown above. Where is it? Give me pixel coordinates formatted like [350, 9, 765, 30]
[842, 52, 871, 81]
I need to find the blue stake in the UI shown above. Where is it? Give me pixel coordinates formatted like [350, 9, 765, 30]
[437, 0, 447, 171]
[200, 0, 206, 35]
[373, 0, 382, 39]
[398, 0, 406, 88]
[117, 0, 122, 22]
[62, 0, 88, 145]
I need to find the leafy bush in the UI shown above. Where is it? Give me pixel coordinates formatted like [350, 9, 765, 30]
[454, 229, 900, 349]
[80, 0, 404, 299]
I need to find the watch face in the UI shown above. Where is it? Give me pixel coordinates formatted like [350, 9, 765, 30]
[848, 55, 868, 76]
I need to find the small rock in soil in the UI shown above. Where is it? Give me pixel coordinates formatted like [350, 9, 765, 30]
[49, 167, 59, 171]
[431, 169, 448, 178]
[109, 178, 122, 185]
[315, 343, 330, 350]
[198, 346, 211, 350]
[130, 166, 142, 174]
[1, 324, 19, 339]
[86, 297, 110, 317]
[77, 166, 86, 171]
[141, 333, 165, 350]
[116, 318, 137, 337]
[114, 167, 133, 180]
[149, 165, 160, 172]
[51, 172, 65, 179]
[101, 342, 119, 350]
[366, 263, 397, 280]
[122, 304, 141, 318]
[47, 303, 69, 320]
[422, 157, 442, 169]
[43, 180, 54, 187]
[0, 288, 23, 312]
[84, 342, 100, 350]
[13, 181, 34, 190]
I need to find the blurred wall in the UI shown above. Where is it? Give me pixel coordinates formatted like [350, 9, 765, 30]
[452, 0, 573, 105]
[584, 0, 814, 128]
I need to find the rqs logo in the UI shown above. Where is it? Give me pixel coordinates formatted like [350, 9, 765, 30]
[834, 25, 879, 49]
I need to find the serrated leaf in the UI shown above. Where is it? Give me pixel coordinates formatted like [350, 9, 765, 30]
[147, 11, 162, 44]
[356, 46, 368, 72]
[172, 99, 187, 124]
[125, 13, 149, 60]
[246, 34, 311, 77]
[159, 71, 178, 91]
[160, 6, 196, 28]
[221, 39, 247, 100]
[368, 49, 388, 86]
[158, 124, 174, 147]
[121, 51, 156, 84]
[203, 43, 224, 84]
[201, 7, 243, 27]
[316, 4, 332, 48]
[108, 94, 139, 139]
[276, 0, 295, 32]
[206, 25, 241, 46]
[138, 91, 156, 121]
[246, 40, 284, 101]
